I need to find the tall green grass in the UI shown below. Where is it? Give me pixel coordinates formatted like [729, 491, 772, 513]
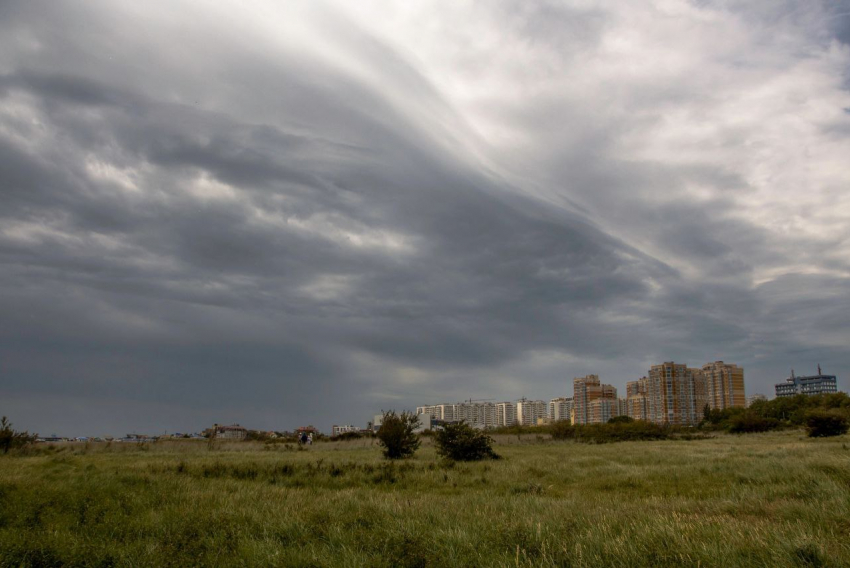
[0, 431, 848, 566]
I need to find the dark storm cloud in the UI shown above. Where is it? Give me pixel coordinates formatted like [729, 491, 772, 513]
[1, 1, 849, 434]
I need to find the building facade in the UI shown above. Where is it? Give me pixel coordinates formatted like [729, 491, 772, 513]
[416, 404, 459, 422]
[626, 377, 648, 421]
[588, 399, 618, 424]
[701, 361, 746, 410]
[496, 401, 517, 427]
[417, 401, 497, 429]
[646, 362, 698, 426]
[516, 399, 548, 426]
[549, 397, 574, 422]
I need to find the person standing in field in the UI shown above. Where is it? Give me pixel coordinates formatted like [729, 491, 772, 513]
[307, 433, 313, 445]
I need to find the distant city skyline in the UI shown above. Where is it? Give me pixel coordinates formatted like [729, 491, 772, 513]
[2, 1, 849, 436]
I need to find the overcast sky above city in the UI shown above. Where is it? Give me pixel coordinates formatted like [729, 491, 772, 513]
[1, 1, 849, 435]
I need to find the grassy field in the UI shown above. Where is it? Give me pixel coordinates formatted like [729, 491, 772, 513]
[0, 431, 848, 567]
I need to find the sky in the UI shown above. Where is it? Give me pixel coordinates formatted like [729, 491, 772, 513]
[1, 1, 850, 436]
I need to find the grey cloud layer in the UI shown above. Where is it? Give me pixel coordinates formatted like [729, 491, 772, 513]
[1, 1, 849, 434]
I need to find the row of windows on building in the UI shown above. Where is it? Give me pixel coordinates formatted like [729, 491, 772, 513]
[415, 397, 576, 429]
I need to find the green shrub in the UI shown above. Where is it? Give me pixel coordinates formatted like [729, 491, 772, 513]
[608, 415, 634, 424]
[805, 410, 849, 438]
[434, 422, 499, 461]
[376, 411, 420, 459]
[727, 412, 779, 434]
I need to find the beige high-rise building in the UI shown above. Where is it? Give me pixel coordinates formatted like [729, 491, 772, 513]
[691, 368, 707, 418]
[589, 399, 618, 424]
[573, 375, 618, 425]
[646, 362, 698, 426]
[626, 377, 648, 421]
[701, 361, 746, 410]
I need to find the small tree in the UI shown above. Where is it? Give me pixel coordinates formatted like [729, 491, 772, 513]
[376, 411, 420, 459]
[0, 417, 37, 454]
[434, 421, 499, 461]
[805, 409, 849, 438]
[608, 415, 634, 424]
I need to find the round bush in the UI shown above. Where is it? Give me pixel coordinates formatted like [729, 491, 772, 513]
[434, 422, 499, 461]
[805, 409, 849, 438]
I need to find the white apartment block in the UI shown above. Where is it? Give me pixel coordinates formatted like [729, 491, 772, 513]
[416, 401, 497, 429]
[455, 402, 497, 429]
[331, 424, 360, 436]
[416, 404, 457, 422]
[549, 397, 574, 421]
[516, 399, 548, 426]
[496, 401, 517, 427]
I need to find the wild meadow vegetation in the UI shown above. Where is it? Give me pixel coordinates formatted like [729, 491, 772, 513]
[1, 429, 849, 567]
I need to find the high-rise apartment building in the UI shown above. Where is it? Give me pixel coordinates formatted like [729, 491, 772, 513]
[589, 399, 618, 424]
[549, 397, 574, 422]
[458, 402, 497, 429]
[691, 368, 707, 417]
[573, 375, 618, 424]
[701, 361, 745, 410]
[516, 399, 548, 426]
[573, 375, 598, 425]
[416, 404, 459, 422]
[496, 401, 517, 427]
[417, 401, 497, 429]
[646, 362, 698, 426]
[626, 377, 648, 421]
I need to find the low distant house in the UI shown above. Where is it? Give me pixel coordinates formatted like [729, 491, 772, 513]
[207, 424, 248, 440]
[296, 425, 319, 435]
[332, 425, 360, 436]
